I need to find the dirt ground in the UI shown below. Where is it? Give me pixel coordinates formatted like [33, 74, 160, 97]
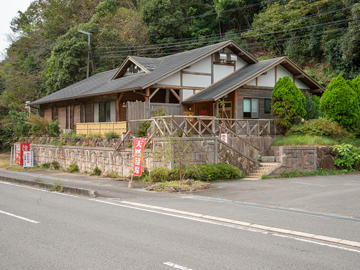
[0, 153, 11, 167]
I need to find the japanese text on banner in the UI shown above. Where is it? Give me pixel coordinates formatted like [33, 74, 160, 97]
[132, 138, 146, 176]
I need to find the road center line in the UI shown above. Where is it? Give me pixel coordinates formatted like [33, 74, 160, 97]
[0, 210, 40, 224]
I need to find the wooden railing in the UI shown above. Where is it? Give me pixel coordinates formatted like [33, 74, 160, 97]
[129, 116, 275, 154]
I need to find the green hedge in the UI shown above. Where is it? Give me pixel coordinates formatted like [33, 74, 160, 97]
[149, 163, 243, 182]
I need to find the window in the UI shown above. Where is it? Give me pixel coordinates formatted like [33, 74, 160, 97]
[243, 98, 259, 118]
[94, 101, 116, 122]
[265, 99, 271, 113]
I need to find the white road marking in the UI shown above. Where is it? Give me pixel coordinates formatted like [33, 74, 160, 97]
[164, 262, 193, 270]
[294, 182, 326, 187]
[1, 180, 360, 253]
[0, 210, 40, 224]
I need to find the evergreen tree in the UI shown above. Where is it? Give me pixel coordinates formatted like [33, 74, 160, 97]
[320, 75, 360, 130]
[271, 76, 306, 134]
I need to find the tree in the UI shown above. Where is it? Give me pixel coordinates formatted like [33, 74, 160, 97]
[304, 92, 323, 119]
[271, 76, 306, 134]
[320, 75, 360, 130]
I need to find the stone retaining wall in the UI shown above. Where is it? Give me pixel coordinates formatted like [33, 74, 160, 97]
[31, 144, 152, 176]
[269, 146, 337, 176]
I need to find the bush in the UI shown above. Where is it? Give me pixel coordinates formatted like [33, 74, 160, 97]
[104, 171, 120, 178]
[320, 75, 360, 130]
[92, 166, 102, 176]
[50, 161, 61, 170]
[304, 92, 323, 119]
[67, 163, 79, 173]
[137, 121, 151, 137]
[104, 132, 119, 139]
[150, 167, 168, 182]
[271, 76, 306, 134]
[40, 162, 51, 169]
[333, 144, 360, 170]
[287, 117, 354, 139]
[198, 163, 242, 181]
[87, 133, 103, 138]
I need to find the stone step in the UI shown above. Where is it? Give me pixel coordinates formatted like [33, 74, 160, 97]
[261, 156, 276, 162]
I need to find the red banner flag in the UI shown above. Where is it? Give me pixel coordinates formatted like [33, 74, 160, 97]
[132, 138, 146, 176]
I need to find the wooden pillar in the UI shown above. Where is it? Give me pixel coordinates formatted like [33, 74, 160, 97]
[145, 88, 150, 118]
[116, 93, 121, 122]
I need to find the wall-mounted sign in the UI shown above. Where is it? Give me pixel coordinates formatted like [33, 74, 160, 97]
[221, 134, 228, 143]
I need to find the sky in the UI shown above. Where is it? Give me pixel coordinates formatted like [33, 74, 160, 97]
[0, 0, 34, 60]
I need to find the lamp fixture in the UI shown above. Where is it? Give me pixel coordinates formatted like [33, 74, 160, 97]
[188, 106, 192, 111]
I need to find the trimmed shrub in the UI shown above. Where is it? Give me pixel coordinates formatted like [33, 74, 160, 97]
[271, 76, 306, 134]
[287, 117, 354, 139]
[320, 75, 360, 130]
[198, 163, 242, 181]
[150, 167, 168, 182]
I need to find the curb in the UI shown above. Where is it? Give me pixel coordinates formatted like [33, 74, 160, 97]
[0, 176, 98, 198]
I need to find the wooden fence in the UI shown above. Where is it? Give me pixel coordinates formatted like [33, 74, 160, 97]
[126, 101, 183, 134]
[76, 122, 127, 136]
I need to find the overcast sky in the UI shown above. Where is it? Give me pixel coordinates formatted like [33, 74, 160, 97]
[0, 0, 34, 60]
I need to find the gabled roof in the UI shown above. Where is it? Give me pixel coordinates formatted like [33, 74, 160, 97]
[30, 40, 256, 105]
[183, 57, 325, 104]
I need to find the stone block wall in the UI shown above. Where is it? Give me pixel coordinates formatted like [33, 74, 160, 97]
[269, 146, 337, 176]
[31, 144, 152, 176]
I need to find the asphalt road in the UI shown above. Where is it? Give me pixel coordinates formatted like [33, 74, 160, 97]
[1, 181, 360, 270]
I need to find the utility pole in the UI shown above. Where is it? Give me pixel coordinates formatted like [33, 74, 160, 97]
[77, 29, 94, 78]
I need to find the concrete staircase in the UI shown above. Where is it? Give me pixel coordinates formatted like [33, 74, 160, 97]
[243, 160, 279, 180]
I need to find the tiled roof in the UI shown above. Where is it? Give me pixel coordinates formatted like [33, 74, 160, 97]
[30, 41, 248, 105]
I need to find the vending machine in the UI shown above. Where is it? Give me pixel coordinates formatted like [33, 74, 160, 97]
[15, 142, 30, 165]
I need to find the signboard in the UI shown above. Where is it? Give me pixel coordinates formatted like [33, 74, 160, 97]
[23, 151, 34, 167]
[15, 142, 30, 165]
[221, 134, 228, 143]
[132, 138, 146, 176]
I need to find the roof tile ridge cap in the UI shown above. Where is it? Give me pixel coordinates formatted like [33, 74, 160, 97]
[257, 56, 285, 63]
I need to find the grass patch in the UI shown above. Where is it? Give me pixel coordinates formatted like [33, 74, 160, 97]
[272, 135, 337, 146]
[273, 169, 352, 179]
[104, 171, 121, 178]
[272, 135, 360, 147]
[145, 180, 213, 192]
[49, 180, 64, 192]
[34, 177, 44, 183]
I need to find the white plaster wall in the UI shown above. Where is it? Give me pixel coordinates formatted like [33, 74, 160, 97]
[246, 79, 256, 86]
[183, 74, 211, 87]
[277, 65, 293, 81]
[186, 56, 211, 73]
[158, 72, 181, 86]
[236, 58, 247, 70]
[181, 89, 195, 101]
[295, 79, 310, 89]
[258, 67, 275, 87]
[214, 65, 234, 82]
